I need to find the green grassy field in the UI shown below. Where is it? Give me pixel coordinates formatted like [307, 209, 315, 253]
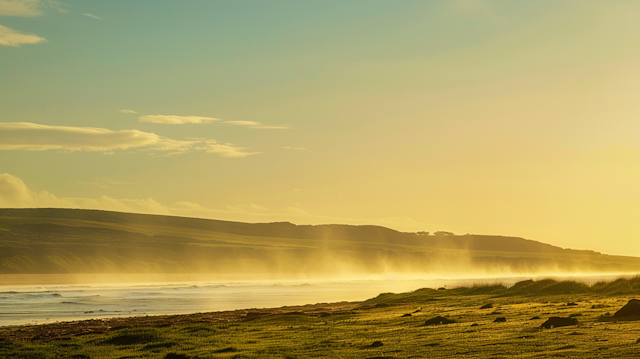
[2, 278, 640, 358]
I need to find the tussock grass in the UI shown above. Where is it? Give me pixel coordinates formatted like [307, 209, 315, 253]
[508, 279, 591, 295]
[461, 284, 508, 296]
[364, 276, 640, 304]
[592, 276, 640, 295]
[100, 328, 163, 346]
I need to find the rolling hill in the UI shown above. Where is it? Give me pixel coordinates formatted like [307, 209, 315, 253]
[0, 208, 639, 278]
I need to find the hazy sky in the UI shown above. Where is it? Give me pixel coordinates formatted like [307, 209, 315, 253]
[1, 0, 639, 256]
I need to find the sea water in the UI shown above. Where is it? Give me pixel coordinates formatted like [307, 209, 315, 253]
[0, 275, 627, 326]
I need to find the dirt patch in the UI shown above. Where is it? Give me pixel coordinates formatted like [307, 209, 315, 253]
[541, 317, 578, 329]
[101, 333, 159, 346]
[364, 340, 383, 348]
[243, 311, 272, 320]
[282, 312, 306, 316]
[422, 316, 455, 326]
[165, 354, 190, 359]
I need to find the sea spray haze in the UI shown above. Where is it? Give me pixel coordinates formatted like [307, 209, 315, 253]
[1, 209, 639, 280]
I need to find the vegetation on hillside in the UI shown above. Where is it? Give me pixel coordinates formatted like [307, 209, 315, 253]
[0, 208, 639, 277]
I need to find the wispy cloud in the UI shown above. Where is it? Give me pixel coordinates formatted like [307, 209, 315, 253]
[0, 24, 45, 46]
[119, 109, 137, 114]
[139, 114, 290, 129]
[0, 122, 260, 157]
[224, 120, 261, 126]
[285, 203, 308, 215]
[252, 125, 291, 130]
[82, 13, 101, 20]
[197, 140, 262, 158]
[283, 146, 306, 150]
[0, 0, 42, 17]
[0, 1, 63, 47]
[0, 122, 185, 152]
[0, 173, 270, 218]
[225, 121, 291, 130]
[0, 173, 172, 214]
[173, 201, 205, 210]
[0, 0, 65, 17]
[139, 115, 222, 124]
[0, 173, 35, 207]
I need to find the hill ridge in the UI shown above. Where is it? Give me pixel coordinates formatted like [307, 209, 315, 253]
[0, 208, 586, 253]
[0, 208, 636, 277]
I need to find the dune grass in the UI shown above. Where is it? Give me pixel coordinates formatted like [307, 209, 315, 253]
[364, 276, 640, 305]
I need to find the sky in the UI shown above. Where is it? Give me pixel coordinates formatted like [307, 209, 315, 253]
[1, 0, 639, 256]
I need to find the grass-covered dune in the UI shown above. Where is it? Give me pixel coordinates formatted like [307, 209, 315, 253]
[366, 276, 640, 304]
[1, 208, 640, 278]
[2, 277, 640, 358]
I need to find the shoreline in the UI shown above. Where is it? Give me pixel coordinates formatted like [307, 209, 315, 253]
[4, 274, 640, 341]
[2, 277, 640, 358]
[0, 300, 361, 342]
